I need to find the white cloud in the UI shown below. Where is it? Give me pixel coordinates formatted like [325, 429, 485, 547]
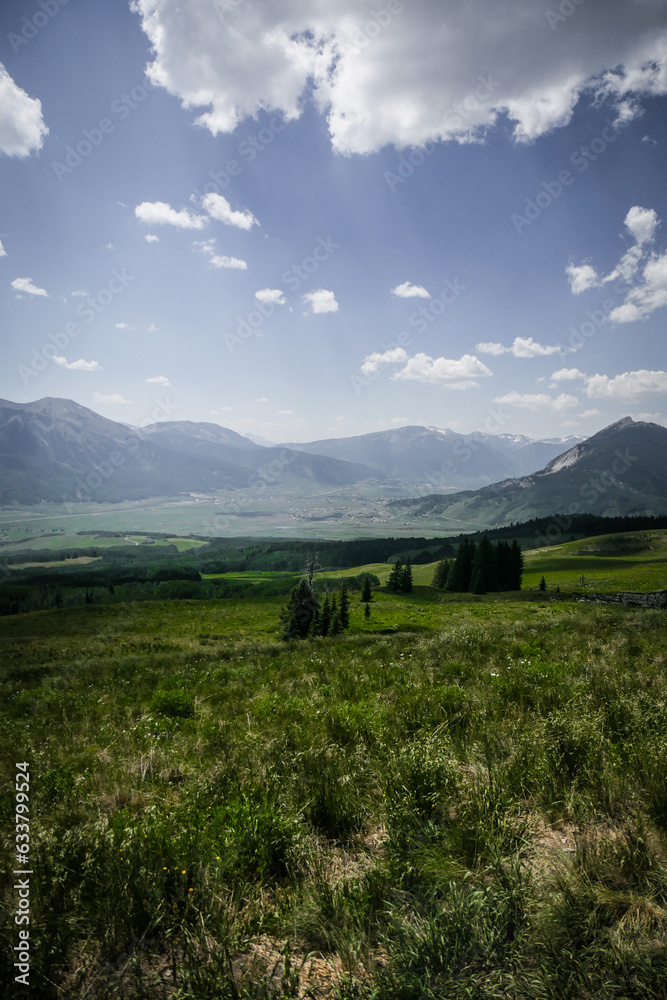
[476, 342, 506, 356]
[567, 206, 667, 323]
[580, 408, 600, 418]
[70, 289, 88, 297]
[115, 322, 134, 330]
[0, 64, 47, 157]
[303, 289, 338, 314]
[551, 368, 586, 382]
[102, 242, 116, 251]
[131, 0, 667, 155]
[11, 276, 48, 297]
[255, 288, 286, 305]
[361, 347, 408, 376]
[391, 281, 430, 299]
[565, 263, 598, 295]
[256, 396, 269, 402]
[209, 254, 247, 269]
[277, 409, 295, 416]
[93, 392, 131, 404]
[494, 391, 578, 412]
[201, 192, 258, 230]
[475, 336, 561, 357]
[585, 369, 667, 399]
[146, 375, 171, 386]
[54, 356, 102, 371]
[135, 200, 207, 229]
[148, 323, 159, 332]
[392, 352, 492, 387]
[0, 240, 6, 257]
[145, 234, 160, 243]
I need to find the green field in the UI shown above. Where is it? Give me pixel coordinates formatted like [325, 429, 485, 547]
[1, 529, 666, 997]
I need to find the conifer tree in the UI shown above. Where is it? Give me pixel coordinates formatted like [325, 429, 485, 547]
[364, 601, 371, 619]
[401, 558, 413, 593]
[469, 535, 498, 594]
[279, 578, 319, 640]
[320, 594, 332, 636]
[339, 582, 350, 629]
[509, 539, 524, 590]
[387, 559, 403, 593]
[361, 575, 373, 602]
[539, 575, 547, 592]
[432, 558, 449, 589]
[330, 611, 342, 635]
[446, 539, 476, 592]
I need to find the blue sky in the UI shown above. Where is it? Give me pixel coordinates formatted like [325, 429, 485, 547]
[1, 0, 666, 442]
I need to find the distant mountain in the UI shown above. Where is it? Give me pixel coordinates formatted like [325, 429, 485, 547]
[390, 418, 667, 527]
[283, 425, 584, 488]
[0, 398, 376, 504]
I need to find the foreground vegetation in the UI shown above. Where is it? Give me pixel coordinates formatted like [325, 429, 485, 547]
[1, 574, 667, 997]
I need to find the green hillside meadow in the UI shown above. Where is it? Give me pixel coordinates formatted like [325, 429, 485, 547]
[0, 530, 666, 998]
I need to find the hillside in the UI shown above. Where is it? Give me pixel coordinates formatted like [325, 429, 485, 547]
[391, 418, 667, 527]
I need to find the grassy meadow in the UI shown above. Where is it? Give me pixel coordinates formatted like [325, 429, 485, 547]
[0, 530, 666, 998]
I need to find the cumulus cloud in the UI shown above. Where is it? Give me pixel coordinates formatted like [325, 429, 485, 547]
[567, 206, 667, 323]
[0, 64, 47, 157]
[580, 408, 600, 418]
[551, 368, 586, 382]
[11, 276, 48, 297]
[255, 288, 285, 304]
[54, 356, 102, 371]
[145, 233, 160, 243]
[494, 391, 579, 412]
[361, 347, 408, 376]
[131, 0, 667, 155]
[303, 289, 338, 314]
[135, 200, 207, 229]
[115, 322, 134, 330]
[476, 336, 561, 357]
[392, 352, 492, 387]
[93, 392, 131, 404]
[194, 237, 247, 269]
[585, 369, 667, 399]
[0, 240, 6, 257]
[202, 192, 258, 230]
[146, 375, 171, 386]
[391, 281, 430, 298]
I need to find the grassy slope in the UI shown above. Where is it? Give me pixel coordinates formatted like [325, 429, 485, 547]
[1, 578, 667, 997]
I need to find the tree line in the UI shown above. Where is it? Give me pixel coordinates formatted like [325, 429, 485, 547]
[432, 537, 523, 594]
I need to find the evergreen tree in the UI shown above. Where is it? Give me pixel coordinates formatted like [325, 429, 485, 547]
[401, 558, 413, 593]
[339, 582, 350, 629]
[364, 601, 371, 619]
[469, 535, 498, 594]
[539, 575, 547, 592]
[320, 594, 332, 636]
[330, 611, 342, 635]
[279, 578, 319, 640]
[387, 559, 403, 593]
[509, 539, 524, 590]
[361, 575, 373, 602]
[446, 539, 476, 592]
[431, 558, 449, 589]
[493, 540, 512, 591]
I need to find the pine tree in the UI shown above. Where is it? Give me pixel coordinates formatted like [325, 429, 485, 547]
[539, 575, 547, 592]
[320, 594, 332, 636]
[431, 558, 449, 588]
[279, 579, 319, 640]
[364, 601, 371, 619]
[330, 611, 342, 635]
[339, 582, 350, 629]
[361, 575, 373, 602]
[387, 560, 403, 593]
[401, 558, 413, 593]
[493, 540, 512, 591]
[509, 539, 524, 591]
[446, 539, 476, 592]
[469, 536, 498, 594]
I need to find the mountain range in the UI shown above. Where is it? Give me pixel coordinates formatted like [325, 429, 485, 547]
[0, 400, 665, 528]
[390, 418, 667, 528]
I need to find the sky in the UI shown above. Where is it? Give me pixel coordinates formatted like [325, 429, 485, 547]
[1, 0, 667, 444]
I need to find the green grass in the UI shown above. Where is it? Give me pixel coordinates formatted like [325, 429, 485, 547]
[1, 579, 667, 998]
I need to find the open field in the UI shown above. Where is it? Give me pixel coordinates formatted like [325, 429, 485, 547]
[1, 574, 667, 998]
